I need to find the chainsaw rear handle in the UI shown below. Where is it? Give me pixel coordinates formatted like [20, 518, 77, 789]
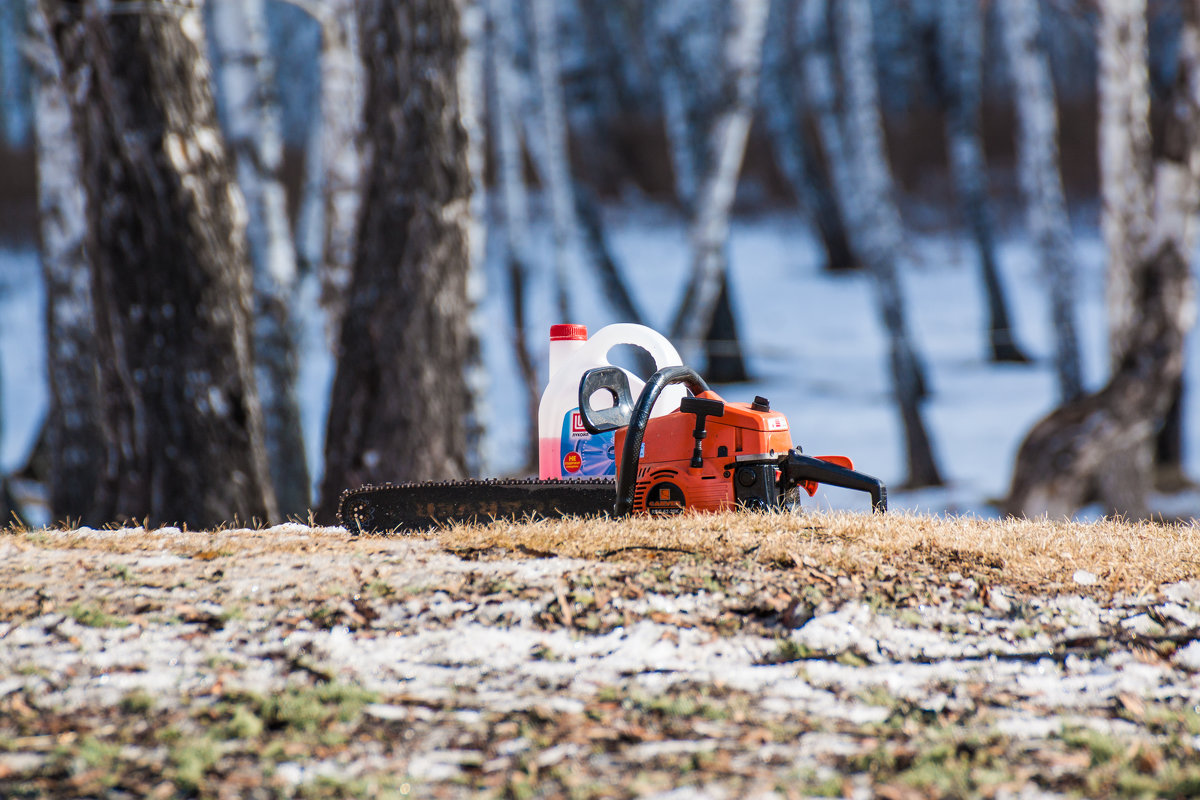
[580, 365, 711, 517]
[780, 453, 888, 513]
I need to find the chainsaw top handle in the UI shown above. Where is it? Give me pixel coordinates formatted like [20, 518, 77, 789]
[579, 365, 712, 517]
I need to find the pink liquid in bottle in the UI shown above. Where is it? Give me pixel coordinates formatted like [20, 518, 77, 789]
[539, 437, 561, 480]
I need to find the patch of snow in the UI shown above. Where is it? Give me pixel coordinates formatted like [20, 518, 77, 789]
[1173, 641, 1200, 672]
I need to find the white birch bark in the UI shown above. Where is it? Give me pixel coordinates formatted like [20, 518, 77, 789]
[210, 0, 310, 516]
[28, 0, 102, 520]
[998, 0, 1084, 402]
[315, 0, 366, 338]
[528, 0, 575, 323]
[1097, 0, 1153, 366]
[668, 0, 768, 360]
[459, 0, 487, 476]
[832, 0, 903, 273]
[1147, 5, 1200, 277]
[210, 0, 296, 295]
[801, 0, 942, 487]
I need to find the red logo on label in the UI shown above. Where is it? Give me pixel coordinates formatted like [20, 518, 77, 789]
[563, 451, 583, 473]
[571, 411, 587, 434]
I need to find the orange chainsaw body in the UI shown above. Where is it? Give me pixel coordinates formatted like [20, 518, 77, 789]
[580, 365, 886, 516]
[610, 389, 857, 514]
[613, 391, 790, 513]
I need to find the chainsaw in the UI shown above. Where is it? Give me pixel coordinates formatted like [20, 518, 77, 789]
[338, 365, 887, 532]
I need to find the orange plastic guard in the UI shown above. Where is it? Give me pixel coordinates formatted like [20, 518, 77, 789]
[801, 455, 856, 496]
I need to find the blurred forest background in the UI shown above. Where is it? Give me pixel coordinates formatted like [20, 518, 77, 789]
[0, 0, 1197, 528]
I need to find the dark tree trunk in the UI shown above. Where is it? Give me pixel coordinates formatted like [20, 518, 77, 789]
[794, 123, 858, 273]
[47, 0, 277, 528]
[506, 251, 540, 473]
[319, 0, 475, 520]
[704, 269, 750, 384]
[1154, 378, 1188, 491]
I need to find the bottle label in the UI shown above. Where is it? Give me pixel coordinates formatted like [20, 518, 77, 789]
[561, 408, 616, 476]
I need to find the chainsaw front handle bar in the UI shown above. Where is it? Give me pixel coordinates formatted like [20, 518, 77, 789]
[781, 453, 888, 513]
[613, 366, 711, 517]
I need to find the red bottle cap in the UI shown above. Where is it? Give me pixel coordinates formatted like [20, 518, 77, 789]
[550, 324, 588, 341]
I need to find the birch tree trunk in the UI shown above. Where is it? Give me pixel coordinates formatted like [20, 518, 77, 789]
[935, 0, 1030, 364]
[459, 0, 488, 478]
[313, 0, 366, 340]
[319, 0, 475, 519]
[490, 0, 539, 472]
[760, 0, 857, 273]
[1092, 0, 1187, 490]
[657, 0, 767, 382]
[802, 0, 942, 488]
[998, 0, 1084, 402]
[210, 0, 310, 518]
[46, 0, 277, 527]
[1099, 1, 1153, 365]
[1006, 0, 1200, 518]
[28, 0, 103, 524]
[528, 0, 574, 323]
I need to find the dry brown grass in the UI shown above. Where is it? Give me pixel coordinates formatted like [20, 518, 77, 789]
[9, 511, 1198, 598]
[432, 510, 1200, 596]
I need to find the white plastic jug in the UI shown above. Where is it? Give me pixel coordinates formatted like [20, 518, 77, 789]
[538, 323, 687, 480]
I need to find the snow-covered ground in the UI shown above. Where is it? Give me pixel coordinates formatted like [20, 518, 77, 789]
[2, 201, 1196, 519]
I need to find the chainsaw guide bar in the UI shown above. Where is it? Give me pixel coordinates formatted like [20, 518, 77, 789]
[337, 478, 617, 534]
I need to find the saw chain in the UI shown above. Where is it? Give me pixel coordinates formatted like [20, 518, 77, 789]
[337, 478, 617, 534]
